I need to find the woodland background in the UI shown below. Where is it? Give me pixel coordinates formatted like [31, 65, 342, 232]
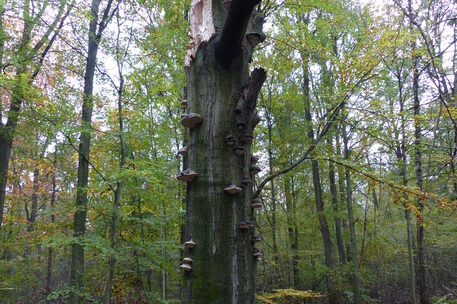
[0, 0, 456, 303]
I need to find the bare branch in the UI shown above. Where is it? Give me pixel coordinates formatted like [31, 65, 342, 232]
[253, 67, 378, 198]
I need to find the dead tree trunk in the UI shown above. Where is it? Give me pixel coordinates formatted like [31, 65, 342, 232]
[180, 1, 266, 302]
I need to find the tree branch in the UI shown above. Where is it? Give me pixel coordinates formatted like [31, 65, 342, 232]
[31, 1, 74, 80]
[253, 68, 378, 198]
[245, 68, 267, 109]
[215, 0, 261, 69]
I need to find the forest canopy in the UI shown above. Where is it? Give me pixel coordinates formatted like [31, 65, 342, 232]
[0, 0, 456, 303]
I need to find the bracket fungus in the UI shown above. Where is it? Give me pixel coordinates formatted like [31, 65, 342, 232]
[183, 257, 193, 264]
[251, 154, 259, 164]
[184, 239, 196, 249]
[222, 0, 232, 9]
[181, 113, 203, 128]
[237, 122, 246, 131]
[253, 249, 262, 258]
[251, 199, 262, 209]
[242, 176, 252, 186]
[239, 221, 249, 230]
[178, 146, 188, 157]
[225, 135, 237, 146]
[252, 235, 262, 243]
[181, 99, 188, 108]
[176, 169, 197, 182]
[250, 165, 261, 175]
[246, 32, 266, 45]
[180, 263, 192, 272]
[248, 222, 255, 229]
[239, 134, 253, 144]
[234, 146, 246, 156]
[224, 184, 242, 195]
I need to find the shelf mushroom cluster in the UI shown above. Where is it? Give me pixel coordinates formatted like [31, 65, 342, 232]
[176, 101, 203, 183]
[177, 65, 266, 272]
[180, 239, 196, 272]
[177, 98, 204, 273]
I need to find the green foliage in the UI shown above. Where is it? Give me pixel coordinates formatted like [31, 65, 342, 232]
[0, 0, 456, 302]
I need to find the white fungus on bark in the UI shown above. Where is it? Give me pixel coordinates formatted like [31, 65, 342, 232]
[180, 264, 192, 271]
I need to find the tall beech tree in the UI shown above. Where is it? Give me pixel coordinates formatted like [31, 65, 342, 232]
[68, 0, 118, 302]
[180, 0, 266, 302]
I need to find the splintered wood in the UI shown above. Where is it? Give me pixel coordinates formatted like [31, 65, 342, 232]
[185, 0, 216, 67]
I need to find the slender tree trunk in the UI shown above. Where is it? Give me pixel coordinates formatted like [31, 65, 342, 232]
[104, 183, 121, 304]
[406, 206, 417, 304]
[46, 144, 58, 295]
[372, 185, 381, 299]
[409, 1, 427, 300]
[285, 176, 299, 288]
[446, 67, 457, 191]
[182, 1, 265, 302]
[302, 55, 337, 303]
[414, 61, 427, 304]
[0, 68, 24, 228]
[328, 135, 345, 264]
[359, 195, 368, 268]
[291, 177, 299, 288]
[266, 106, 278, 284]
[161, 201, 168, 301]
[30, 168, 39, 224]
[397, 70, 417, 304]
[103, 11, 126, 302]
[69, 0, 115, 301]
[342, 123, 360, 304]
[336, 130, 350, 263]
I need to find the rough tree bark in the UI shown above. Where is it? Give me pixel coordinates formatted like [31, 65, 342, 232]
[181, 0, 266, 303]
